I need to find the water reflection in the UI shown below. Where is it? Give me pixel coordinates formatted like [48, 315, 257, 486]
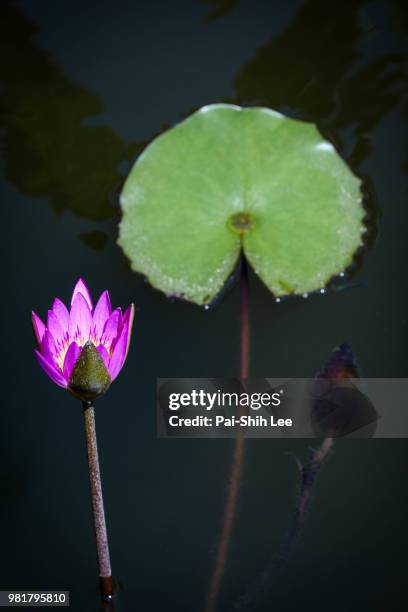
[233, 0, 408, 170]
[1, 2, 140, 221]
[199, 0, 240, 22]
[79, 231, 109, 250]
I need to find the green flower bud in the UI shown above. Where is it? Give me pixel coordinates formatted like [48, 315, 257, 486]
[69, 341, 111, 402]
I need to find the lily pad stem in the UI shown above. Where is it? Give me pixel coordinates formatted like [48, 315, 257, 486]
[204, 257, 250, 612]
[83, 401, 113, 600]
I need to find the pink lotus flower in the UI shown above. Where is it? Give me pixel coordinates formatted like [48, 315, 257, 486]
[32, 278, 134, 400]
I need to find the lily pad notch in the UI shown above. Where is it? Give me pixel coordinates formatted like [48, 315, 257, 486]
[119, 104, 366, 305]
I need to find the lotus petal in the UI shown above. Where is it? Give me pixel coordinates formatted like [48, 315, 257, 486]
[63, 341, 81, 381]
[93, 290, 112, 340]
[122, 304, 135, 360]
[108, 327, 128, 380]
[32, 311, 46, 347]
[69, 293, 93, 344]
[47, 309, 66, 347]
[101, 308, 121, 350]
[97, 344, 110, 369]
[35, 349, 67, 388]
[71, 278, 93, 311]
[52, 298, 70, 332]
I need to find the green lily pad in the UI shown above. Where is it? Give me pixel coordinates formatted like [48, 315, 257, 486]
[119, 104, 365, 305]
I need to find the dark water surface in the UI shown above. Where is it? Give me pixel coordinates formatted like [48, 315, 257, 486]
[1, 1, 408, 610]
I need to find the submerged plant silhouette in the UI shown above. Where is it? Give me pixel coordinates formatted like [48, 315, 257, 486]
[32, 278, 134, 600]
[1, 3, 139, 222]
[233, 343, 359, 611]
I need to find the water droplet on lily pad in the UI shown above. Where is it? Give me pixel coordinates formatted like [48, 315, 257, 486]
[118, 104, 365, 306]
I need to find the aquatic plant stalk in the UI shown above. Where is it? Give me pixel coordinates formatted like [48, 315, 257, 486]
[285, 437, 334, 554]
[233, 344, 358, 610]
[204, 259, 250, 612]
[233, 437, 333, 611]
[83, 401, 113, 599]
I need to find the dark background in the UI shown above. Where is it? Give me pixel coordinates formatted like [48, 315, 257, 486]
[1, 0, 408, 610]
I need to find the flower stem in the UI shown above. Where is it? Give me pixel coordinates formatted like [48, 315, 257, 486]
[83, 401, 113, 600]
[204, 258, 250, 612]
[240, 259, 250, 380]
